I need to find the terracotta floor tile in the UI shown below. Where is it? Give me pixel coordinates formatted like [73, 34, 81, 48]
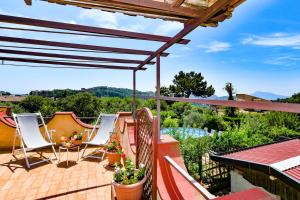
[0, 148, 113, 200]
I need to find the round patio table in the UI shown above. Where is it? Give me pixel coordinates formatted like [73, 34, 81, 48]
[58, 144, 80, 166]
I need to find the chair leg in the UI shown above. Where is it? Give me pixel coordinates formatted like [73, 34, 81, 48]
[12, 134, 17, 156]
[22, 148, 30, 169]
[81, 144, 88, 158]
[101, 151, 106, 161]
[51, 145, 58, 160]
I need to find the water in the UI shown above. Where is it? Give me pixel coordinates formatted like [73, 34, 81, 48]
[160, 127, 208, 137]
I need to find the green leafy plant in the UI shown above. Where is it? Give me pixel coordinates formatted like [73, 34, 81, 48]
[114, 158, 145, 185]
[70, 131, 83, 140]
[106, 141, 122, 155]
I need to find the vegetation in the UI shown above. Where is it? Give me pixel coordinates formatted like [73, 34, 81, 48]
[277, 92, 300, 103]
[168, 110, 300, 180]
[30, 86, 154, 99]
[223, 82, 237, 117]
[0, 91, 11, 96]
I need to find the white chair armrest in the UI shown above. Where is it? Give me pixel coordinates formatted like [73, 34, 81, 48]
[84, 129, 93, 141]
[48, 129, 56, 142]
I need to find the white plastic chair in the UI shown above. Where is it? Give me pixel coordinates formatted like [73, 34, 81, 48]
[12, 112, 58, 168]
[81, 114, 117, 160]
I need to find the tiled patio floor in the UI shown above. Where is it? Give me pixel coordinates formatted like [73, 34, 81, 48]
[0, 147, 113, 200]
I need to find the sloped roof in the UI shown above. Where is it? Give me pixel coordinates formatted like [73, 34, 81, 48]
[210, 138, 300, 190]
[37, 0, 245, 27]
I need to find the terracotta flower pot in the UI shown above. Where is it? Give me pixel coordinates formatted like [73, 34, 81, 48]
[72, 140, 82, 146]
[106, 151, 121, 166]
[112, 175, 146, 200]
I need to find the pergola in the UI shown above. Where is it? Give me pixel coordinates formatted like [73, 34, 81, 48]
[2, 0, 300, 199]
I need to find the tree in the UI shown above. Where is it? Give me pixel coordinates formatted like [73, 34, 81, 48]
[224, 82, 237, 117]
[162, 71, 215, 98]
[57, 92, 100, 117]
[20, 95, 46, 113]
[277, 92, 300, 103]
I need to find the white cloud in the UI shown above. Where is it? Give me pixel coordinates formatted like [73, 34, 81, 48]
[79, 10, 118, 29]
[153, 21, 183, 36]
[242, 33, 300, 48]
[78, 9, 146, 32]
[197, 41, 231, 53]
[265, 55, 300, 67]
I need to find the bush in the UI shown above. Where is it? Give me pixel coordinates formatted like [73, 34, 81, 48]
[183, 109, 227, 132]
[162, 116, 179, 128]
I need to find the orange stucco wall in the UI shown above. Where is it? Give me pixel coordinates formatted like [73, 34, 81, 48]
[0, 111, 95, 150]
[115, 112, 136, 162]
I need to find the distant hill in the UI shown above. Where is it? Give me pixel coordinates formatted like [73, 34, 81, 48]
[251, 91, 287, 100]
[30, 86, 154, 99]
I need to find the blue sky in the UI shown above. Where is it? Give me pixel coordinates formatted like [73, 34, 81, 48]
[0, 0, 300, 96]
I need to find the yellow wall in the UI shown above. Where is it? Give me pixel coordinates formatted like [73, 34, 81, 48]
[0, 112, 95, 150]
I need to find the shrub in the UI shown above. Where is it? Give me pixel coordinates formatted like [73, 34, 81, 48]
[162, 116, 179, 128]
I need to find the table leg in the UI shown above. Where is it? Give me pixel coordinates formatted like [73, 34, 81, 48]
[77, 146, 80, 161]
[67, 148, 69, 166]
[59, 147, 61, 163]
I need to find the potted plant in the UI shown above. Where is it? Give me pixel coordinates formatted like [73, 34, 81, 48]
[105, 141, 122, 166]
[113, 159, 146, 200]
[70, 131, 83, 145]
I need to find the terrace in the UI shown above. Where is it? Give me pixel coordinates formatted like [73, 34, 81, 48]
[0, 0, 300, 200]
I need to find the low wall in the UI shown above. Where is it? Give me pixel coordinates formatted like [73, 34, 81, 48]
[115, 112, 137, 163]
[0, 111, 95, 150]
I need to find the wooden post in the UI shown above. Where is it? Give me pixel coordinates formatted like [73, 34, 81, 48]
[156, 55, 161, 134]
[152, 54, 160, 200]
[133, 69, 137, 119]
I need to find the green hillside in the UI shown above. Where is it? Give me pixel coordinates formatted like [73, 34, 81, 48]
[29, 86, 154, 99]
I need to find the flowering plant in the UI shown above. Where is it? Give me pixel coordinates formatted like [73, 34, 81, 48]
[106, 141, 122, 155]
[70, 131, 83, 140]
[114, 158, 145, 185]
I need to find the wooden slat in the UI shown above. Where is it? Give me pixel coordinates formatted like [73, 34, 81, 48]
[24, 0, 32, 5]
[0, 36, 169, 57]
[46, 0, 205, 18]
[0, 14, 190, 45]
[172, 0, 185, 7]
[160, 96, 300, 114]
[0, 48, 154, 65]
[0, 56, 143, 70]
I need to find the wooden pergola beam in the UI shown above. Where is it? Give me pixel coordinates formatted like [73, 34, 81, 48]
[24, 0, 32, 5]
[0, 36, 169, 57]
[137, 0, 232, 69]
[172, 0, 185, 7]
[0, 48, 154, 65]
[0, 56, 143, 70]
[0, 14, 190, 44]
[45, 0, 205, 19]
